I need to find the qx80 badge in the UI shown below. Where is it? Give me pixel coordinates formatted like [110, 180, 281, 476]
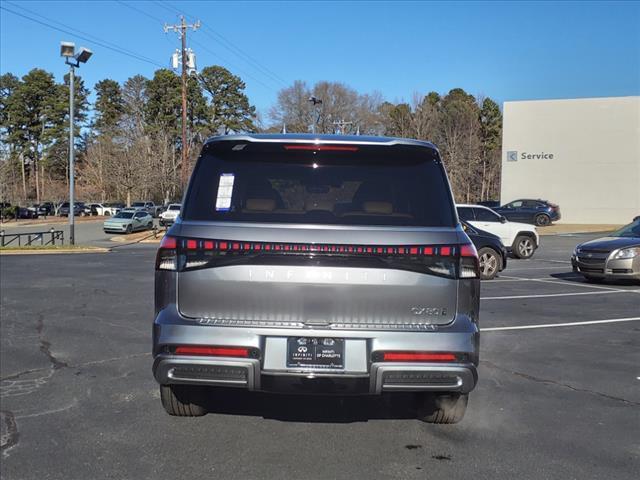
[410, 307, 448, 316]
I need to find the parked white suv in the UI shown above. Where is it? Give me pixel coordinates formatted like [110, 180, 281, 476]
[457, 204, 539, 258]
[159, 203, 181, 226]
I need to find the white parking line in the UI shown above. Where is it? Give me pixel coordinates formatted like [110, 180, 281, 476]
[482, 317, 640, 332]
[503, 265, 573, 271]
[481, 290, 636, 300]
[497, 275, 640, 293]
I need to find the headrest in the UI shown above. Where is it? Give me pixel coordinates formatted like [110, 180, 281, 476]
[245, 198, 276, 211]
[363, 201, 393, 214]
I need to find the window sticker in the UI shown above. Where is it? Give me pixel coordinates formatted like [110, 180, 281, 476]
[215, 173, 235, 211]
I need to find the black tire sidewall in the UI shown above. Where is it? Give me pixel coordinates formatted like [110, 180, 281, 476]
[535, 214, 550, 226]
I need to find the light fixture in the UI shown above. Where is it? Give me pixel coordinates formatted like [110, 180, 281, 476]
[75, 47, 93, 63]
[60, 41, 75, 57]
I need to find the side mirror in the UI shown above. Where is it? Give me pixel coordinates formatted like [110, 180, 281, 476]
[500, 216, 507, 224]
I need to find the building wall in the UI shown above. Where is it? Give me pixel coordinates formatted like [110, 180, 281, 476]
[501, 97, 640, 224]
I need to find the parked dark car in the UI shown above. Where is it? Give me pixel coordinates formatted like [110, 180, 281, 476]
[571, 218, 640, 283]
[16, 207, 38, 219]
[32, 202, 54, 216]
[461, 220, 507, 280]
[493, 199, 560, 226]
[58, 202, 85, 216]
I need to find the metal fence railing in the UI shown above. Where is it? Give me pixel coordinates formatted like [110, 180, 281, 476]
[0, 228, 64, 247]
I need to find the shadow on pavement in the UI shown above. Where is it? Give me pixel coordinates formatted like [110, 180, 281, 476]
[198, 387, 418, 423]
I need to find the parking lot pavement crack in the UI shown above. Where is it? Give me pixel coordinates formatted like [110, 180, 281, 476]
[0, 410, 19, 457]
[36, 314, 68, 371]
[483, 360, 640, 406]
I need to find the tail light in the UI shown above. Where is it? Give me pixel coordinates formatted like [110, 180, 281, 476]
[156, 235, 177, 271]
[173, 345, 252, 357]
[373, 351, 462, 362]
[156, 237, 480, 279]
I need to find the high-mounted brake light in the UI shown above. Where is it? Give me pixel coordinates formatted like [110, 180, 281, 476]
[283, 144, 359, 152]
[381, 351, 459, 362]
[174, 346, 250, 357]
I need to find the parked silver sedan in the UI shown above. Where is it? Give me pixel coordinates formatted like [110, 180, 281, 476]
[103, 210, 153, 234]
[572, 218, 640, 283]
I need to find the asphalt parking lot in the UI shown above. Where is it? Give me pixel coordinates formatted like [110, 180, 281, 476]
[1, 233, 638, 480]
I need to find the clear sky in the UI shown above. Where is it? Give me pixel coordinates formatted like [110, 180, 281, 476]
[1, 0, 639, 120]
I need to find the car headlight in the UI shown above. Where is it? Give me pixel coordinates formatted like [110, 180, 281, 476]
[612, 247, 640, 259]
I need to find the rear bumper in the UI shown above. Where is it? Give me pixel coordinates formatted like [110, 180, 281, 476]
[152, 304, 479, 395]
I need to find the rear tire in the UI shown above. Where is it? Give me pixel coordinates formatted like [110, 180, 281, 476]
[160, 384, 207, 417]
[415, 393, 468, 424]
[478, 247, 500, 280]
[535, 214, 551, 226]
[513, 235, 536, 259]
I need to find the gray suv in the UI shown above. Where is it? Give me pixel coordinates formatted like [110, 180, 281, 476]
[153, 134, 480, 423]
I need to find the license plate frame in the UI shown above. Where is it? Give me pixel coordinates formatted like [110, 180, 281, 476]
[286, 337, 345, 369]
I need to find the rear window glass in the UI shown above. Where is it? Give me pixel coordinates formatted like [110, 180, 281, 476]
[183, 142, 456, 227]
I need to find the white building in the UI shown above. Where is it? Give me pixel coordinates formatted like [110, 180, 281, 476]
[501, 96, 640, 224]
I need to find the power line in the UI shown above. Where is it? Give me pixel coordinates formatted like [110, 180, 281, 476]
[115, 0, 164, 24]
[1, 3, 165, 68]
[189, 38, 280, 93]
[113, 1, 281, 93]
[162, 1, 289, 87]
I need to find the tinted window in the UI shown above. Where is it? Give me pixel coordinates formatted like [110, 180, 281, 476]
[132, 202, 145, 207]
[611, 219, 640, 238]
[168, 205, 181, 211]
[134, 212, 146, 218]
[474, 207, 500, 221]
[523, 200, 538, 208]
[183, 142, 455, 227]
[506, 200, 523, 209]
[457, 207, 475, 221]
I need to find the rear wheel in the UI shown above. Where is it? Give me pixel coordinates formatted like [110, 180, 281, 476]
[160, 384, 207, 417]
[478, 247, 500, 280]
[535, 214, 551, 226]
[513, 235, 536, 259]
[415, 393, 468, 424]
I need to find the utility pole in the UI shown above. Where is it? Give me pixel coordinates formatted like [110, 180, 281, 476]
[164, 16, 200, 188]
[332, 120, 353, 135]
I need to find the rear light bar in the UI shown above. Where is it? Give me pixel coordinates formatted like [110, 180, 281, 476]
[156, 235, 480, 279]
[174, 345, 252, 358]
[375, 351, 460, 362]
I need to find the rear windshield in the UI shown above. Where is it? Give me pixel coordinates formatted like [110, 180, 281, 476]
[183, 142, 456, 227]
[132, 202, 145, 207]
[168, 205, 181, 211]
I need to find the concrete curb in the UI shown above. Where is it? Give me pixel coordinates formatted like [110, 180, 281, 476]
[0, 247, 110, 255]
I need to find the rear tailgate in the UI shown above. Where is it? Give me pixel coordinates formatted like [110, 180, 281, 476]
[175, 139, 463, 330]
[175, 224, 460, 329]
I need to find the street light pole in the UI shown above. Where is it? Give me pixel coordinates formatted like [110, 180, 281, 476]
[60, 42, 92, 246]
[68, 64, 75, 245]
